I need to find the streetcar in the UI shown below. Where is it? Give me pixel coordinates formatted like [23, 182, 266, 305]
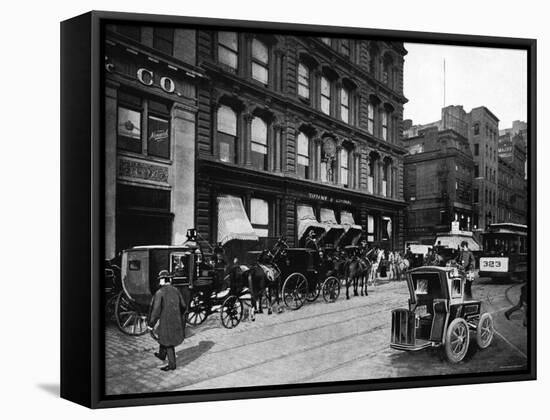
[479, 223, 528, 281]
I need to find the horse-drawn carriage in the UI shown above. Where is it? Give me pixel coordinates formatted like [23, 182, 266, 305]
[111, 231, 250, 336]
[390, 266, 494, 363]
[245, 237, 342, 314]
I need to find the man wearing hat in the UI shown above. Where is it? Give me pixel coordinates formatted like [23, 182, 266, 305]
[148, 270, 187, 371]
[305, 229, 319, 251]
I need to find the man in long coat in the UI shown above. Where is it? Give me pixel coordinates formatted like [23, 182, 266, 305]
[148, 270, 187, 371]
[458, 241, 476, 299]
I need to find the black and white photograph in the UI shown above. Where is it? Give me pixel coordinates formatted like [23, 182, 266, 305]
[101, 18, 532, 397]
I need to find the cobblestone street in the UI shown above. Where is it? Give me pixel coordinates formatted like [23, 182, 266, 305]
[105, 277, 528, 395]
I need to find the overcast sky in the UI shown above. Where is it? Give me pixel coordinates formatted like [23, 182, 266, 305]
[403, 43, 527, 129]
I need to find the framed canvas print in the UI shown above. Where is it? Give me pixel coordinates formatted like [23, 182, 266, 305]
[60, 11, 536, 408]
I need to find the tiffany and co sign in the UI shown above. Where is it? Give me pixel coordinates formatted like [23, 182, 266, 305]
[307, 192, 352, 206]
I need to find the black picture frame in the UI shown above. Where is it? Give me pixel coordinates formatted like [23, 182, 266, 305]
[60, 10, 537, 409]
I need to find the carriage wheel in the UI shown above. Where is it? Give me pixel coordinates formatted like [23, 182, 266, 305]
[444, 318, 470, 363]
[186, 293, 208, 326]
[322, 276, 341, 303]
[221, 295, 244, 329]
[282, 273, 308, 310]
[476, 313, 494, 349]
[114, 291, 148, 336]
[306, 279, 321, 302]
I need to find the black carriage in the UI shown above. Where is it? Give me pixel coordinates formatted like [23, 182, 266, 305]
[113, 235, 248, 336]
[390, 266, 494, 363]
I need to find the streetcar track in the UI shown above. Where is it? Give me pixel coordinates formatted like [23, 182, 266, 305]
[176, 323, 388, 391]
[108, 293, 407, 360]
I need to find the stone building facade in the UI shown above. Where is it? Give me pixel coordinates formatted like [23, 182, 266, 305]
[103, 25, 409, 257]
[402, 126, 474, 245]
[497, 128, 527, 224]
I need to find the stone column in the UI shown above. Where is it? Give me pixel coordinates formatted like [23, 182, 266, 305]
[273, 122, 282, 173]
[171, 103, 196, 245]
[243, 112, 253, 166]
[354, 152, 361, 190]
[104, 80, 118, 259]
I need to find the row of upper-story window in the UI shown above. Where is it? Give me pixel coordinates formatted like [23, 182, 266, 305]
[473, 163, 497, 183]
[473, 142, 498, 163]
[215, 103, 397, 197]
[473, 122, 499, 143]
[216, 32, 400, 143]
[317, 37, 401, 89]
[111, 25, 401, 144]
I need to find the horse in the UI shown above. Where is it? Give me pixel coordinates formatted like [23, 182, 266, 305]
[344, 248, 372, 299]
[247, 260, 282, 320]
[246, 239, 288, 320]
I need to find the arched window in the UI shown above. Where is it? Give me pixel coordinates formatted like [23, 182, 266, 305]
[382, 110, 389, 141]
[320, 76, 331, 115]
[320, 137, 336, 183]
[368, 44, 380, 78]
[367, 154, 375, 193]
[218, 31, 238, 70]
[252, 39, 269, 84]
[297, 63, 310, 99]
[217, 105, 238, 163]
[340, 148, 349, 187]
[382, 53, 394, 86]
[340, 87, 350, 123]
[367, 102, 375, 134]
[251, 116, 268, 170]
[297, 132, 310, 179]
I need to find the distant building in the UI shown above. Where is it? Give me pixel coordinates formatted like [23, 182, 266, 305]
[467, 106, 500, 230]
[402, 126, 474, 245]
[405, 105, 500, 231]
[497, 128, 527, 224]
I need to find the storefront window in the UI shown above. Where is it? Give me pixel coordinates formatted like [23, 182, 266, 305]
[297, 132, 310, 179]
[217, 105, 237, 163]
[218, 31, 238, 70]
[252, 39, 269, 84]
[250, 198, 269, 237]
[118, 92, 172, 159]
[147, 115, 170, 159]
[251, 117, 268, 170]
[367, 215, 375, 242]
[382, 216, 392, 241]
[117, 106, 142, 153]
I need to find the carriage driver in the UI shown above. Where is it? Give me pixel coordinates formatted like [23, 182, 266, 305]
[148, 270, 187, 371]
[458, 240, 476, 299]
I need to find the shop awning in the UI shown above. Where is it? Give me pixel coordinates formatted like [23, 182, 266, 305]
[319, 208, 345, 245]
[339, 211, 363, 246]
[435, 235, 481, 252]
[297, 205, 326, 240]
[217, 195, 259, 245]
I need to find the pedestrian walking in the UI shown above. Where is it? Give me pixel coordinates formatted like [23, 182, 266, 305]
[457, 241, 476, 299]
[148, 270, 187, 371]
[505, 284, 527, 327]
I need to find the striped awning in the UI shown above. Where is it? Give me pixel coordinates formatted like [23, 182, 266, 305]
[339, 210, 363, 246]
[297, 205, 326, 240]
[320, 208, 345, 233]
[340, 211, 362, 232]
[435, 235, 480, 252]
[217, 195, 259, 245]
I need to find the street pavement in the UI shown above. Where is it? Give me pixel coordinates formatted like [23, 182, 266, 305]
[105, 275, 528, 395]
